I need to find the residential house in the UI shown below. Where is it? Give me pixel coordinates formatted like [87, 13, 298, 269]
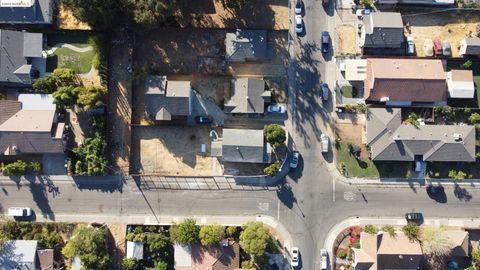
[225, 29, 269, 62]
[224, 78, 271, 114]
[174, 240, 240, 270]
[360, 12, 405, 55]
[443, 230, 469, 257]
[0, 29, 45, 88]
[0, 0, 53, 24]
[364, 58, 447, 106]
[343, 59, 368, 82]
[144, 75, 193, 122]
[0, 240, 38, 270]
[126, 241, 144, 260]
[37, 249, 54, 270]
[375, 0, 454, 5]
[366, 108, 476, 162]
[459, 38, 480, 57]
[447, 69, 475, 99]
[211, 129, 272, 164]
[0, 94, 65, 159]
[353, 232, 424, 270]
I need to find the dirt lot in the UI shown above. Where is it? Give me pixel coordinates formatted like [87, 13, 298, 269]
[176, 0, 288, 30]
[403, 10, 480, 57]
[335, 114, 368, 159]
[336, 24, 359, 56]
[134, 28, 226, 75]
[56, 2, 91, 30]
[131, 126, 223, 175]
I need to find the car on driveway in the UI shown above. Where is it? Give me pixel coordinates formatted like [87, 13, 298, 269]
[295, 1, 303, 15]
[291, 247, 300, 267]
[267, 104, 285, 113]
[290, 151, 300, 169]
[355, 8, 372, 18]
[423, 39, 434, 57]
[295, 15, 303, 34]
[321, 31, 330, 54]
[406, 36, 415, 55]
[442, 40, 451, 56]
[433, 38, 443, 56]
[320, 249, 328, 270]
[321, 83, 329, 101]
[195, 116, 212, 124]
[405, 212, 422, 222]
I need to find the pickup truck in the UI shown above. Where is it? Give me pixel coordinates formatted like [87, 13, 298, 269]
[321, 134, 329, 153]
[320, 249, 328, 270]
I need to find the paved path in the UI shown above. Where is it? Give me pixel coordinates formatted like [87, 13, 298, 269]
[46, 43, 93, 55]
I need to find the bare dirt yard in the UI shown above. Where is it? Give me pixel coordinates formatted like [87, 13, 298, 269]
[176, 0, 288, 30]
[134, 28, 226, 75]
[403, 10, 480, 57]
[56, 2, 91, 30]
[131, 126, 223, 176]
[335, 113, 368, 159]
[336, 24, 359, 56]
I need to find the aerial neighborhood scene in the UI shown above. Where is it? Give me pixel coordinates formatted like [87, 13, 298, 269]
[2, 0, 480, 269]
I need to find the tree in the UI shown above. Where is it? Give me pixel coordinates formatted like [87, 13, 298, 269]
[216, 0, 249, 10]
[2, 160, 28, 176]
[226, 226, 237, 238]
[420, 226, 451, 258]
[62, 225, 110, 269]
[32, 76, 56, 93]
[170, 218, 200, 245]
[39, 227, 63, 249]
[469, 113, 480, 124]
[199, 224, 225, 246]
[263, 124, 286, 147]
[239, 221, 270, 258]
[147, 232, 169, 262]
[128, 0, 187, 27]
[51, 68, 78, 86]
[361, 0, 373, 6]
[77, 86, 107, 110]
[405, 112, 418, 125]
[402, 223, 420, 242]
[381, 225, 396, 237]
[472, 247, 480, 263]
[363, 225, 378, 235]
[29, 161, 41, 173]
[52, 86, 80, 108]
[61, 0, 123, 29]
[264, 162, 280, 176]
[122, 258, 142, 270]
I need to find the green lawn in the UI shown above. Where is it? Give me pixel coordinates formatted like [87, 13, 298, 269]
[341, 85, 353, 98]
[336, 141, 411, 178]
[475, 76, 480, 108]
[46, 47, 96, 74]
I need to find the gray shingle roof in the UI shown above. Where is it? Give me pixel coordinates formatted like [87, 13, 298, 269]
[0, 0, 53, 24]
[366, 108, 475, 162]
[0, 240, 38, 270]
[0, 29, 43, 86]
[224, 78, 269, 114]
[363, 13, 404, 48]
[225, 30, 268, 62]
[0, 100, 21, 125]
[464, 38, 480, 55]
[144, 76, 192, 121]
[220, 129, 271, 163]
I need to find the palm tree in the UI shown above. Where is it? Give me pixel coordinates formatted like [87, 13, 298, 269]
[420, 226, 452, 258]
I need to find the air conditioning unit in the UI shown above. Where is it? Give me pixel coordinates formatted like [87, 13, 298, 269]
[380, 97, 390, 102]
[453, 133, 462, 142]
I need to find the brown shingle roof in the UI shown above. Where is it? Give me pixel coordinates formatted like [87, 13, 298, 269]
[364, 58, 447, 102]
[0, 100, 21, 125]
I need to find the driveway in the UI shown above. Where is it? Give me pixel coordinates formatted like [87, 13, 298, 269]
[42, 154, 66, 175]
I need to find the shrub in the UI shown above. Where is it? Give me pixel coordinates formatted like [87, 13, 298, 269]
[354, 239, 360, 249]
[405, 112, 418, 125]
[469, 113, 480, 124]
[199, 224, 225, 246]
[3, 160, 28, 176]
[462, 60, 473, 69]
[382, 225, 396, 236]
[464, 107, 472, 115]
[264, 162, 280, 176]
[448, 169, 466, 180]
[405, 170, 412, 178]
[337, 248, 347, 258]
[363, 225, 378, 235]
[402, 223, 420, 242]
[29, 161, 41, 173]
[263, 124, 286, 147]
[170, 218, 200, 245]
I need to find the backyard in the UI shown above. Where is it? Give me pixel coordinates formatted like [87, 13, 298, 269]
[446, 59, 480, 108]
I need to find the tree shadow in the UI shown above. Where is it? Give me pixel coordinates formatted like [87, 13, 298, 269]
[29, 183, 54, 220]
[453, 183, 472, 202]
[276, 184, 296, 209]
[220, 1, 277, 29]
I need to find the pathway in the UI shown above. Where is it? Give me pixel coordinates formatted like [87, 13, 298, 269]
[46, 43, 93, 55]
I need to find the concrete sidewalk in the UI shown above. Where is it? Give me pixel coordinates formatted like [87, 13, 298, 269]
[324, 216, 480, 266]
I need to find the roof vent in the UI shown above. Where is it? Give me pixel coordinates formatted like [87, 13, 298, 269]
[453, 133, 463, 142]
[393, 134, 401, 141]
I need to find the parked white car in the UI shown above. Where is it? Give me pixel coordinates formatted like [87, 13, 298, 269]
[321, 134, 329, 153]
[295, 1, 303, 15]
[295, 15, 303, 34]
[8, 207, 32, 217]
[267, 104, 285, 113]
[320, 249, 328, 270]
[291, 247, 300, 267]
[406, 36, 415, 55]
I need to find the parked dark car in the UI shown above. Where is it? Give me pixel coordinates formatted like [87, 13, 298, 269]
[433, 38, 443, 56]
[405, 212, 422, 222]
[195, 116, 213, 124]
[321, 31, 330, 54]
